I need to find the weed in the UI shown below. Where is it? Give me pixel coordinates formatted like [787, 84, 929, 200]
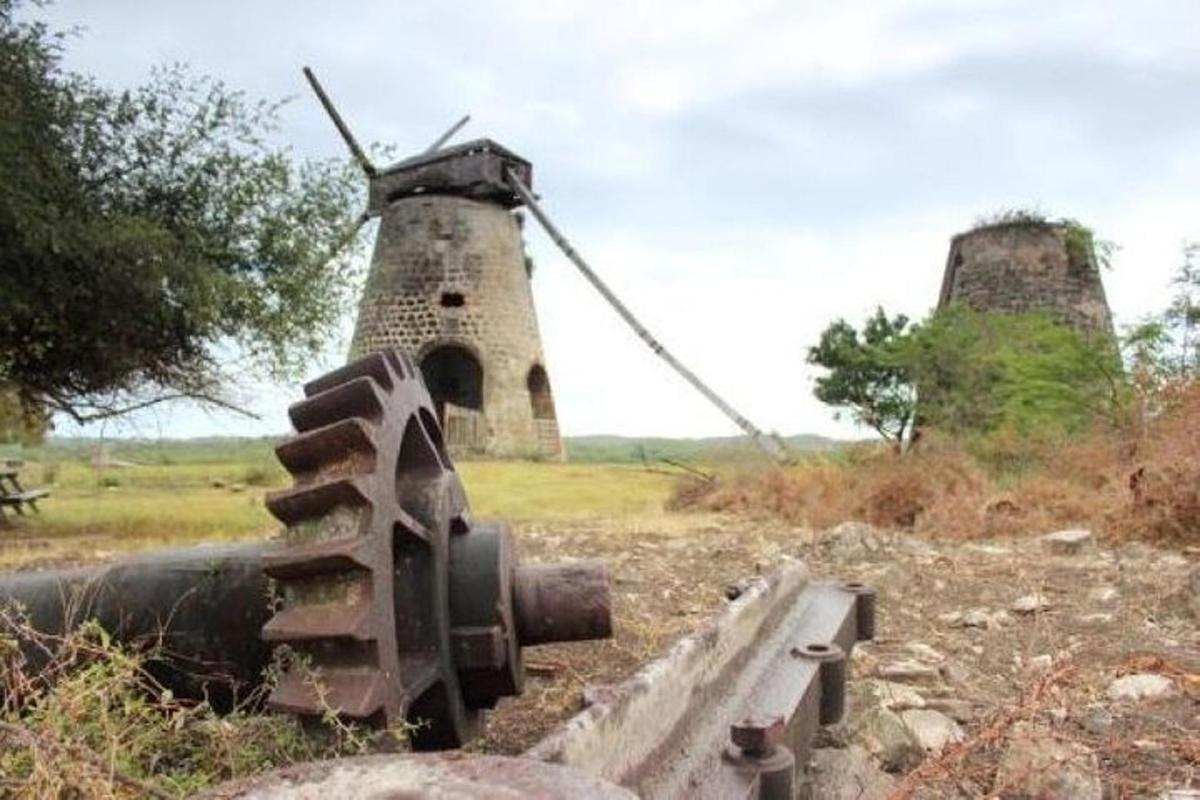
[0, 608, 388, 797]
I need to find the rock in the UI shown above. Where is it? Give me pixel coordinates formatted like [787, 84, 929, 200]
[937, 610, 964, 626]
[989, 610, 1015, 627]
[865, 679, 926, 711]
[1107, 673, 1179, 703]
[820, 521, 886, 558]
[1079, 613, 1114, 624]
[229, 483, 247, 493]
[1188, 567, 1200, 619]
[924, 697, 974, 723]
[1026, 654, 1053, 674]
[1011, 593, 1051, 614]
[1088, 585, 1119, 603]
[995, 723, 1102, 799]
[1040, 528, 1094, 555]
[857, 707, 924, 772]
[1080, 706, 1114, 736]
[211, 478, 227, 488]
[807, 745, 896, 799]
[961, 608, 991, 628]
[876, 659, 942, 685]
[900, 709, 964, 752]
[904, 642, 945, 664]
[1159, 567, 1200, 621]
[939, 662, 970, 686]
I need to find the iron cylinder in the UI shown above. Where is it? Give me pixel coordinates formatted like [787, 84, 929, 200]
[512, 561, 612, 646]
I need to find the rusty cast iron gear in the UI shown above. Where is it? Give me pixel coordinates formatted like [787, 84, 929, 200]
[263, 349, 476, 748]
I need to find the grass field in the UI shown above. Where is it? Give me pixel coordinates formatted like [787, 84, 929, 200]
[0, 456, 679, 569]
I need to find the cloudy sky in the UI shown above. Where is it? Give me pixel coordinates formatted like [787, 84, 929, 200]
[38, 0, 1200, 441]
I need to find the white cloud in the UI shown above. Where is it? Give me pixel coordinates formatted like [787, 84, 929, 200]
[33, 0, 1200, 443]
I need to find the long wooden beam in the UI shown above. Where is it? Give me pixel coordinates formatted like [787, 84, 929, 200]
[505, 168, 791, 465]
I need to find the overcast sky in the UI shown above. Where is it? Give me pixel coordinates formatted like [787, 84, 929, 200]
[37, 0, 1200, 441]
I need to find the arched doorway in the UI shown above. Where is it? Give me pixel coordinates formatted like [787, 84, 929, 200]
[420, 345, 483, 423]
[527, 364, 556, 420]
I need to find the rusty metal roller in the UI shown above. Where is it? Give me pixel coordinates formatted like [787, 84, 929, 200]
[263, 349, 612, 750]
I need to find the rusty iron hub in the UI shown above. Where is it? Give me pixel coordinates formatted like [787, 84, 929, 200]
[262, 349, 611, 748]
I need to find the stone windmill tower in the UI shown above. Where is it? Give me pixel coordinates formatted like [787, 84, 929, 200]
[305, 70, 562, 459]
[937, 219, 1115, 336]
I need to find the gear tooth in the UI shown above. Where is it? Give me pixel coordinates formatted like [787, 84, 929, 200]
[383, 349, 410, 380]
[275, 419, 377, 481]
[303, 351, 396, 397]
[268, 669, 388, 719]
[266, 478, 369, 528]
[262, 601, 374, 643]
[264, 537, 373, 579]
[289, 377, 386, 432]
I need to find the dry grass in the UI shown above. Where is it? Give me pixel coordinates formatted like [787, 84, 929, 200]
[0, 609, 397, 798]
[0, 461, 677, 570]
[676, 383, 1200, 546]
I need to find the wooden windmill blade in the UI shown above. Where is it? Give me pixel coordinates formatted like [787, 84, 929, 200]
[425, 114, 472, 154]
[302, 66, 378, 178]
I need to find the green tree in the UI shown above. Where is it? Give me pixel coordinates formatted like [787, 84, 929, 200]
[806, 307, 915, 443]
[0, 1, 365, 428]
[898, 305, 1124, 437]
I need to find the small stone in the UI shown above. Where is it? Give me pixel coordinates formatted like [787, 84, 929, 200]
[900, 709, 964, 752]
[1047, 707, 1068, 725]
[1079, 613, 1114, 624]
[989, 610, 1015, 627]
[865, 679, 926, 711]
[1080, 706, 1114, 736]
[1011, 593, 1051, 614]
[995, 722, 1101, 799]
[1027, 654, 1053, 674]
[1107, 673, 1179, 703]
[821, 521, 886, 558]
[877, 660, 942, 685]
[807, 745, 896, 799]
[904, 642, 945, 663]
[1088, 586, 1119, 603]
[924, 697, 974, 723]
[940, 662, 969, 686]
[1040, 528, 1094, 555]
[857, 707, 924, 772]
[961, 609, 991, 628]
[937, 611, 963, 626]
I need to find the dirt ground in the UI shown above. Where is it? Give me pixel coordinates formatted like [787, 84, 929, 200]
[480, 513, 1199, 798]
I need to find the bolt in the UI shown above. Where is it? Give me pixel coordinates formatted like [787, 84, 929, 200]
[729, 713, 785, 757]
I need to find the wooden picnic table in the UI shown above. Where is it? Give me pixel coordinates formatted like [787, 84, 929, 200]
[0, 459, 50, 524]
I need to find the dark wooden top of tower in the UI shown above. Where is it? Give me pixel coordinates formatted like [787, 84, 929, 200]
[367, 138, 533, 214]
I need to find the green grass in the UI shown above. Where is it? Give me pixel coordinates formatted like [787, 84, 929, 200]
[0, 459, 677, 569]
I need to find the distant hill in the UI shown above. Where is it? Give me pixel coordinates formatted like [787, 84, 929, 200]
[7, 432, 850, 466]
[562, 433, 848, 463]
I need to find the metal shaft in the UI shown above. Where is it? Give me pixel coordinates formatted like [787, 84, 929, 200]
[504, 169, 791, 465]
[0, 542, 277, 709]
[302, 66, 378, 177]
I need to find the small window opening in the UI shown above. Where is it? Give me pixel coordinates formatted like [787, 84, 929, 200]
[440, 292, 465, 308]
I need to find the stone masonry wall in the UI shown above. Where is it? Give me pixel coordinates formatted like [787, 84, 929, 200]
[939, 223, 1115, 336]
[349, 194, 563, 459]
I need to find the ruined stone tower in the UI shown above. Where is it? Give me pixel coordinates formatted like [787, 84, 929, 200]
[348, 140, 563, 459]
[937, 221, 1115, 336]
